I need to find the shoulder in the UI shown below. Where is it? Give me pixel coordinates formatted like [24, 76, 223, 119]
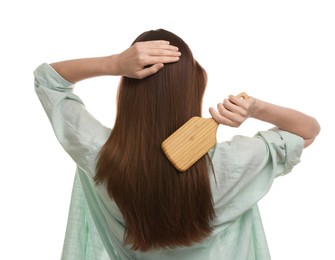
[210, 135, 268, 171]
[209, 129, 304, 179]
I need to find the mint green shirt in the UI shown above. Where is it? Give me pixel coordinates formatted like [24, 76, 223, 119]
[34, 63, 304, 260]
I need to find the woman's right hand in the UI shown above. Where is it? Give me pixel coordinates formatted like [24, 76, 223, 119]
[209, 94, 257, 127]
[210, 93, 320, 148]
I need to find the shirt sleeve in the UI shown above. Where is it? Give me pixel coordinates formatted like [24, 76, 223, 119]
[210, 129, 304, 225]
[34, 63, 111, 176]
[256, 128, 304, 177]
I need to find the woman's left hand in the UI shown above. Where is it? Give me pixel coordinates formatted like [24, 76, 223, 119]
[112, 40, 181, 79]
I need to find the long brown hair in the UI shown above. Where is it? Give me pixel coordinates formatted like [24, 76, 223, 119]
[95, 29, 215, 251]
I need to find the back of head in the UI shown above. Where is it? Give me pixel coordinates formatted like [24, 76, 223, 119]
[95, 29, 215, 251]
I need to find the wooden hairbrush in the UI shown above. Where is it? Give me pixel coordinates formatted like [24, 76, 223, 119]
[162, 92, 249, 171]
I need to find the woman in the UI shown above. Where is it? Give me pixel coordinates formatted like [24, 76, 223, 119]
[34, 29, 320, 259]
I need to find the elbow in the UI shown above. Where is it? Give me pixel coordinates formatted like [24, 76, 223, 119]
[311, 117, 321, 138]
[304, 117, 321, 148]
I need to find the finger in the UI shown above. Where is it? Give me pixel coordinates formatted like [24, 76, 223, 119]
[138, 41, 179, 51]
[154, 44, 179, 51]
[148, 48, 182, 57]
[140, 40, 170, 46]
[217, 103, 243, 121]
[223, 98, 246, 115]
[209, 107, 239, 127]
[140, 56, 180, 66]
[134, 63, 164, 79]
[217, 102, 245, 126]
[229, 94, 249, 108]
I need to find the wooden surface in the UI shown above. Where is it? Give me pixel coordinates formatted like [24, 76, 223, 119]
[161, 117, 219, 172]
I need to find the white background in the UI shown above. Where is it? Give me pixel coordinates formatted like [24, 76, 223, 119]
[1, 0, 334, 259]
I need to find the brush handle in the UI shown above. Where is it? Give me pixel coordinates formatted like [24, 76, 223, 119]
[237, 92, 249, 99]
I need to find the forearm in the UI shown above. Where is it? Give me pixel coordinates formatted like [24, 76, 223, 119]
[49, 41, 181, 83]
[50, 56, 117, 83]
[252, 99, 320, 147]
